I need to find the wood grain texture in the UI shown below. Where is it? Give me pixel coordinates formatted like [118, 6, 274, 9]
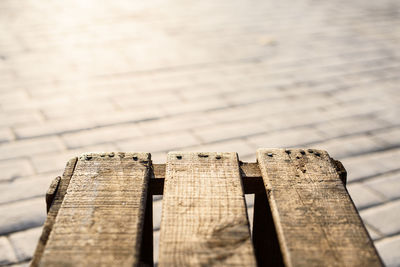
[39, 152, 151, 267]
[31, 157, 77, 267]
[150, 162, 265, 194]
[257, 148, 383, 267]
[46, 176, 61, 213]
[159, 152, 256, 266]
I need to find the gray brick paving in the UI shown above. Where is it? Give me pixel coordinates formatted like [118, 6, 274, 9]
[0, 237, 17, 265]
[0, 0, 399, 265]
[361, 199, 400, 237]
[376, 235, 400, 267]
[0, 159, 35, 182]
[8, 227, 42, 262]
[346, 183, 385, 210]
[0, 198, 46, 235]
[365, 171, 400, 201]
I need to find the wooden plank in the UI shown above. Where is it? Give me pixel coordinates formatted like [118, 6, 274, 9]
[39, 152, 151, 266]
[257, 148, 383, 266]
[150, 162, 268, 194]
[31, 157, 78, 267]
[159, 152, 256, 266]
[46, 176, 61, 213]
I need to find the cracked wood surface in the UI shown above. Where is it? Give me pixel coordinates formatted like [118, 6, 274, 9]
[257, 148, 383, 267]
[158, 152, 256, 266]
[38, 152, 151, 267]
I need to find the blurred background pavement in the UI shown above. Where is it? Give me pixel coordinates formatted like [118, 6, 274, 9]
[0, 0, 399, 265]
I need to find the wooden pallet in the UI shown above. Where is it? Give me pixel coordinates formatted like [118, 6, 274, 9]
[31, 149, 383, 266]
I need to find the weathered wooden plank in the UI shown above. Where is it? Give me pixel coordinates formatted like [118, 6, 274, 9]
[257, 148, 383, 267]
[46, 176, 61, 213]
[150, 162, 269, 195]
[159, 152, 256, 266]
[31, 157, 78, 267]
[39, 152, 151, 267]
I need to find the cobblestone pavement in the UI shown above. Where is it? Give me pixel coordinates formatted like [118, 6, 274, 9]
[1, 0, 400, 265]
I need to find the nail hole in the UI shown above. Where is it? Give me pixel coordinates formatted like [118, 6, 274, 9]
[308, 149, 314, 153]
[285, 150, 291, 154]
[296, 156, 300, 159]
[216, 155, 221, 160]
[198, 154, 209, 158]
[176, 155, 182, 160]
[108, 153, 115, 157]
[133, 156, 138, 161]
[300, 151, 305, 155]
[85, 155, 92, 160]
[315, 152, 321, 157]
[267, 153, 273, 157]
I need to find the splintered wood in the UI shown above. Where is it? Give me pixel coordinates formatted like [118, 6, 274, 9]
[158, 152, 256, 266]
[38, 153, 151, 267]
[257, 148, 382, 266]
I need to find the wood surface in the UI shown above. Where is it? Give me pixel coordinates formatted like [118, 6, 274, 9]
[45, 176, 61, 213]
[158, 152, 256, 266]
[150, 162, 275, 195]
[38, 152, 151, 267]
[257, 148, 383, 267]
[31, 157, 78, 267]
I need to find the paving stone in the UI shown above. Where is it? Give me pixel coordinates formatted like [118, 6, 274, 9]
[365, 171, 400, 201]
[0, 197, 46, 235]
[0, 111, 43, 128]
[0, 137, 64, 161]
[9, 227, 42, 262]
[194, 120, 266, 143]
[150, 152, 168, 164]
[154, 230, 160, 265]
[365, 225, 383, 241]
[8, 262, 30, 267]
[15, 109, 162, 139]
[315, 116, 390, 139]
[0, 237, 17, 265]
[153, 198, 162, 231]
[31, 143, 117, 174]
[41, 100, 117, 120]
[313, 134, 386, 159]
[116, 132, 200, 153]
[342, 149, 400, 182]
[0, 159, 35, 182]
[375, 235, 400, 267]
[346, 183, 385, 210]
[376, 108, 400, 127]
[14, 118, 97, 139]
[0, 171, 60, 205]
[139, 114, 214, 136]
[61, 123, 143, 149]
[162, 98, 230, 116]
[360, 199, 400, 237]
[247, 127, 326, 148]
[0, 127, 14, 143]
[113, 91, 181, 109]
[373, 127, 400, 148]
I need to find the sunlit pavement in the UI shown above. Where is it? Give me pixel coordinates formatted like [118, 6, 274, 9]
[0, 0, 399, 265]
